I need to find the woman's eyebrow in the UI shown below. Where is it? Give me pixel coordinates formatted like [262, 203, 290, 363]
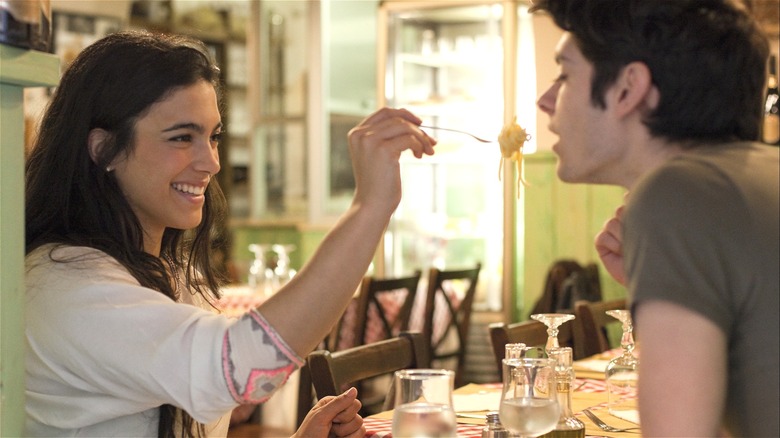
[162, 122, 203, 133]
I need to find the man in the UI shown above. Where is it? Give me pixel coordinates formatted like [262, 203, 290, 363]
[531, 0, 779, 436]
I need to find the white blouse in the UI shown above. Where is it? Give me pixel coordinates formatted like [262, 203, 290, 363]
[24, 245, 302, 437]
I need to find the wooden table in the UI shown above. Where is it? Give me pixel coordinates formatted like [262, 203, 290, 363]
[364, 352, 640, 437]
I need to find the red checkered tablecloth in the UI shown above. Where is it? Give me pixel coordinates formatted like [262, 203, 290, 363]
[363, 417, 485, 438]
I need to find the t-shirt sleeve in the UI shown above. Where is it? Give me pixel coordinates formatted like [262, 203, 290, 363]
[623, 158, 749, 336]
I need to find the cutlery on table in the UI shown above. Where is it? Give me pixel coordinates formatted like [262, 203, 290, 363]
[582, 409, 641, 433]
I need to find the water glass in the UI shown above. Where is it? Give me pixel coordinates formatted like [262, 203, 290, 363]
[499, 358, 560, 438]
[392, 369, 457, 438]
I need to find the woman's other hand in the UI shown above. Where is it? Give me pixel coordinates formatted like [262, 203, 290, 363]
[293, 387, 365, 438]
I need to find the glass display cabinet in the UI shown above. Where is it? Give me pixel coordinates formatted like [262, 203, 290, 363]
[377, 0, 536, 312]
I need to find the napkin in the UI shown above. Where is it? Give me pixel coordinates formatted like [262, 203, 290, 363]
[573, 358, 610, 373]
[452, 391, 501, 413]
[610, 409, 641, 425]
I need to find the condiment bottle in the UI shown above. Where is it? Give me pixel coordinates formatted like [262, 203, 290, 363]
[542, 347, 585, 438]
[482, 412, 510, 438]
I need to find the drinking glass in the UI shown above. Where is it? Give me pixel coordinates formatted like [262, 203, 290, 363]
[392, 369, 457, 438]
[530, 313, 575, 355]
[605, 310, 639, 416]
[499, 358, 560, 438]
[247, 244, 273, 296]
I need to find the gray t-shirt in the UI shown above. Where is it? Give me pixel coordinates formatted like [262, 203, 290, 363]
[624, 142, 779, 437]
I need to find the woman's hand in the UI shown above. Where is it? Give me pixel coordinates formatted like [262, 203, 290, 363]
[595, 204, 627, 286]
[347, 107, 436, 215]
[293, 387, 365, 438]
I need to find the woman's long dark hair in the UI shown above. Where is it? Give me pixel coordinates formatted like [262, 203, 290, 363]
[25, 30, 228, 438]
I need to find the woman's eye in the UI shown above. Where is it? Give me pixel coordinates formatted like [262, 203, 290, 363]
[169, 134, 192, 142]
[553, 73, 567, 83]
[210, 132, 223, 144]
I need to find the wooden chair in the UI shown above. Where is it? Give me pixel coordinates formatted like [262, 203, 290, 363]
[423, 263, 481, 387]
[307, 331, 430, 413]
[488, 319, 575, 378]
[573, 298, 628, 359]
[352, 270, 422, 346]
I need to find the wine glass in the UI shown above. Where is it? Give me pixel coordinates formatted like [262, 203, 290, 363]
[499, 357, 560, 437]
[605, 310, 639, 416]
[271, 244, 297, 286]
[530, 313, 575, 355]
[247, 244, 273, 296]
[392, 369, 457, 438]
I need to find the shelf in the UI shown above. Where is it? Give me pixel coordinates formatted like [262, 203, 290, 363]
[0, 45, 60, 87]
[397, 52, 483, 69]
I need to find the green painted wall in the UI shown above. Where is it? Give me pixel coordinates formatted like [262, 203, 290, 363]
[519, 152, 627, 321]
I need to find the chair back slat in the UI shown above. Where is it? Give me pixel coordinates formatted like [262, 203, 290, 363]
[573, 298, 628, 359]
[488, 320, 574, 378]
[307, 332, 430, 412]
[354, 271, 422, 345]
[423, 263, 481, 387]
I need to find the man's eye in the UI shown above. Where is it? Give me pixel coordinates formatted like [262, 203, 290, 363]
[211, 132, 223, 143]
[553, 74, 567, 83]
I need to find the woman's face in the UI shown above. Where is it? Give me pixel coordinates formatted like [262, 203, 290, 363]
[112, 80, 221, 252]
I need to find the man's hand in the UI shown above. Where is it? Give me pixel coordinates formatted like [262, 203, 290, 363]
[595, 204, 627, 286]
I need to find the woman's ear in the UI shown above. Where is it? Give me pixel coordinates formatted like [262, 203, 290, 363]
[87, 128, 110, 170]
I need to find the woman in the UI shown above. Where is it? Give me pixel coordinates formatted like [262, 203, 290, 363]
[24, 30, 436, 437]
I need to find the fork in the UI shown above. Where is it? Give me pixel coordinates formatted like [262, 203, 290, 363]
[582, 409, 641, 433]
[419, 124, 495, 143]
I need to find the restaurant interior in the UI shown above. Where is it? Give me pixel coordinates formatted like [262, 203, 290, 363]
[2, 0, 778, 436]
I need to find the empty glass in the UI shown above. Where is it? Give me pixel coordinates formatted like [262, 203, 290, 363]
[605, 310, 639, 417]
[392, 369, 457, 438]
[499, 358, 560, 438]
[530, 313, 575, 355]
[247, 244, 273, 296]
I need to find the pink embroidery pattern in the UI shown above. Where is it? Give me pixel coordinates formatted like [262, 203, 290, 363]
[221, 311, 303, 403]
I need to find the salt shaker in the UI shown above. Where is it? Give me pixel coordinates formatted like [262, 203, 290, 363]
[482, 412, 510, 438]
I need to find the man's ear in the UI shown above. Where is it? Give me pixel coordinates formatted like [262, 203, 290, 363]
[611, 61, 656, 118]
[87, 128, 110, 169]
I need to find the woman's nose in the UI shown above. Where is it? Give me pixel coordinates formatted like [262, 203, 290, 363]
[198, 142, 221, 176]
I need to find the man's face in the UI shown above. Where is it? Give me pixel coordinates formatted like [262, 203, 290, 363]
[537, 33, 627, 184]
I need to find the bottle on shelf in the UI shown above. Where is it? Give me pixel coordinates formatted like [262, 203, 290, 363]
[0, 0, 51, 51]
[763, 54, 779, 146]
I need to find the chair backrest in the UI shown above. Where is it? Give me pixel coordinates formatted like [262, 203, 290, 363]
[488, 319, 575, 378]
[352, 270, 422, 346]
[307, 331, 430, 412]
[423, 262, 481, 387]
[573, 298, 628, 359]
